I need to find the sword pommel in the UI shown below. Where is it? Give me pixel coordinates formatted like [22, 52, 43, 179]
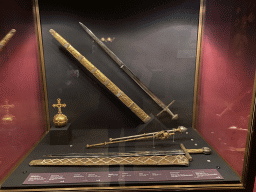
[176, 126, 187, 133]
[49, 29, 54, 34]
[202, 147, 211, 155]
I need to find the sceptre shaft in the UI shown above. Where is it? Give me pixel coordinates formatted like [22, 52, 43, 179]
[0, 29, 16, 52]
[50, 29, 151, 123]
[79, 22, 178, 120]
[86, 126, 187, 148]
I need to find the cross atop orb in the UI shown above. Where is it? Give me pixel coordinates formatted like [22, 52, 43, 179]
[52, 98, 66, 114]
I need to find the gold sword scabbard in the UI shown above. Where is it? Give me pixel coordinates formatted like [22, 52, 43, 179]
[0, 29, 16, 52]
[50, 29, 151, 123]
[29, 155, 189, 166]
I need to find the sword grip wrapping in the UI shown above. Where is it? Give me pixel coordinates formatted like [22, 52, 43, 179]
[49, 29, 151, 123]
[187, 149, 203, 153]
[187, 147, 211, 154]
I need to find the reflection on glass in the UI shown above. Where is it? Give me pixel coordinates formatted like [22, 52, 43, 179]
[197, 1, 256, 176]
[231, 6, 255, 57]
[101, 37, 115, 42]
[1, 99, 15, 125]
[0, 29, 16, 52]
[0, 0, 46, 182]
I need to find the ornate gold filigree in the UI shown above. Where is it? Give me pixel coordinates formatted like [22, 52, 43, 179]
[29, 155, 189, 166]
[52, 98, 68, 128]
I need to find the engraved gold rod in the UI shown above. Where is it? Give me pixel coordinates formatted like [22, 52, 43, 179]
[87, 135, 156, 148]
[49, 29, 151, 123]
[0, 29, 16, 52]
[109, 126, 187, 141]
[79, 22, 178, 120]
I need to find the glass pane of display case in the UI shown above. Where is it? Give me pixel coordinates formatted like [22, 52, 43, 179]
[0, 0, 47, 183]
[1, 0, 255, 191]
[196, 0, 256, 177]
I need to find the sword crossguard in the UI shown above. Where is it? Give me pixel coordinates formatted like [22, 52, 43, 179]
[157, 100, 178, 120]
[180, 144, 212, 162]
[180, 143, 193, 161]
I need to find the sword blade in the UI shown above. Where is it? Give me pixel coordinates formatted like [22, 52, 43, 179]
[44, 150, 186, 158]
[79, 22, 177, 119]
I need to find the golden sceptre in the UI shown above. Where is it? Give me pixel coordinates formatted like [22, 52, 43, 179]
[50, 29, 151, 123]
[86, 126, 187, 148]
[0, 29, 16, 52]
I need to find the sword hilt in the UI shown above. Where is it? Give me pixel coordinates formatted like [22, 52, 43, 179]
[180, 143, 192, 161]
[156, 100, 178, 120]
[180, 144, 211, 162]
[187, 147, 211, 155]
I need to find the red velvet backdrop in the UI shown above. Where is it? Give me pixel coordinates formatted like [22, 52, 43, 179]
[197, 1, 256, 176]
[0, 1, 46, 181]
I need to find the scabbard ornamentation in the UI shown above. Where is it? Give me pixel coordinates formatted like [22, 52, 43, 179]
[0, 29, 16, 52]
[29, 155, 189, 166]
[50, 29, 151, 123]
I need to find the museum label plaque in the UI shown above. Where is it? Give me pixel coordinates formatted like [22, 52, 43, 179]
[23, 169, 223, 185]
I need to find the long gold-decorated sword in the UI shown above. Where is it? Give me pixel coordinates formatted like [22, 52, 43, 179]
[0, 29, 16, 52]
[43, 146, 211, 158]
[50, 29, 151, 123]
[79, 22, 178, 120]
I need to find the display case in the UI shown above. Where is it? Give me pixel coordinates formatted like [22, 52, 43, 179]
[0, 0, 256, 191]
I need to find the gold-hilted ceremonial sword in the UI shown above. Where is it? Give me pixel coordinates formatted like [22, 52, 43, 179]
[86, 126, 187, 148]
[43, 147, 211, 158]
[50, 29, 151, 123]
[79, 22, 178, 120]
[0, 29, 16, 52]
[29, 144, 211, 166]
